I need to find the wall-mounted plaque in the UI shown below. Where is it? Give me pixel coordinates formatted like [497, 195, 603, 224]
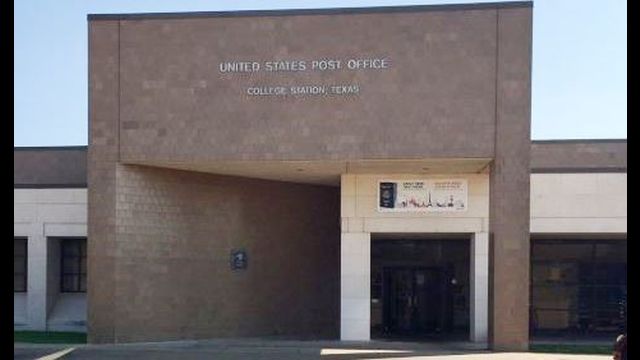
[230, 249, 248, 270]
[377, 179, 468, 212]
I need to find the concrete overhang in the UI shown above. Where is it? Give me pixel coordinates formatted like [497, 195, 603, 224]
[127, 158, 492, 186]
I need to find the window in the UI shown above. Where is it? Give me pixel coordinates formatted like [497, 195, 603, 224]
[530, 239, 627, 338]
[61, 238, 87, 292]
[14, 238, 27, 292]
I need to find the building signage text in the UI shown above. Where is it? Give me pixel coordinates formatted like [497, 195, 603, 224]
[219, 57, 390, 97]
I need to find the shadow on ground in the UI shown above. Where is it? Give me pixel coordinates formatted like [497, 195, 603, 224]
[15, 339, 612, 360]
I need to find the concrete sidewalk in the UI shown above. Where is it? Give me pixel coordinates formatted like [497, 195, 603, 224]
[14, 339, 613, 360]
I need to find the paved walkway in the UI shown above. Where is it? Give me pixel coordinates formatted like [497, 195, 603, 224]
[14, 339, 613, 360]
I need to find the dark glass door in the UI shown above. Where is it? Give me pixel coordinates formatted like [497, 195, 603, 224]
[383, 266, 450, 337]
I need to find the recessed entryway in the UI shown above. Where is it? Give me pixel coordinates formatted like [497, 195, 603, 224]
[371, 237, 470, 341]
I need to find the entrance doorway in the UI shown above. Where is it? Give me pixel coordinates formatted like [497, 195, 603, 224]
[371, 237, 469, 340]
[383, 266, 452, 336]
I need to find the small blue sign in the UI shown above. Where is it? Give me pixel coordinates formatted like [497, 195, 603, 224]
[230, 249, 248, 270]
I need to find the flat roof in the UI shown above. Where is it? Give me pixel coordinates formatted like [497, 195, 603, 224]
[88, 1, 532, 21]
[14, 145, 88, 151]
[531, 139, 626, 173]
[531, 138, 626, 144]
[14, 146, 88, 188]
[13, 139, 626, 188]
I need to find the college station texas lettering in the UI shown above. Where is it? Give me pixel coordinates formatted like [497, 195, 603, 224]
[218, 57, 390, 97]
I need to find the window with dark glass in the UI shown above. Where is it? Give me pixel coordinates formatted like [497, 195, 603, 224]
[14, 238, 27, 292]
[61, 238, 87, 292]
[530, 239, 626, 338]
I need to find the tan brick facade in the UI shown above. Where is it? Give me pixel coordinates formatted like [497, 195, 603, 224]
[108, 165, 339, 342]
[89, 2, 533, 349]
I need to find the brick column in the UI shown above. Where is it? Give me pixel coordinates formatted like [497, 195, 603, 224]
[489, 6, 532, 351]
[87, 19, 120, 343]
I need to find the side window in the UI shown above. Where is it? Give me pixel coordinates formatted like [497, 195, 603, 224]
[14, 238, 27, 292]
[61, 238, 87, 292]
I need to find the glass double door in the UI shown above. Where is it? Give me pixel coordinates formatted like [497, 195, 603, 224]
[382, 266, 449, 337]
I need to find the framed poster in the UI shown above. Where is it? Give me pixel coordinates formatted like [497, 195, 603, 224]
[378, 179, 468, 212]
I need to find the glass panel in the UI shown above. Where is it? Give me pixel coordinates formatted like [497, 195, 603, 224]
[14, 239, 26, 256]
[14, 258, 25, 273]
[14, 275, 25, 292]
[80, 257, 87, 274]
[532, 243, 593, 262]
[81, 241, 87, 256]
[62, 243, 80, 256]
[532, 285, 578, 310]
[63, 258, 80, 274]
[595, 243, 626, 263]
[371, 269, 382, 300]
[80, 275, 87, 292]
[584, 263, 625, 285]
[532, 263, 579, 285]
[62, 275, 79, 292]
[14, 240, 27, 292]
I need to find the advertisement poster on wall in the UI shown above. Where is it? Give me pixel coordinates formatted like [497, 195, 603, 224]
[378, 179, 468, 212]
